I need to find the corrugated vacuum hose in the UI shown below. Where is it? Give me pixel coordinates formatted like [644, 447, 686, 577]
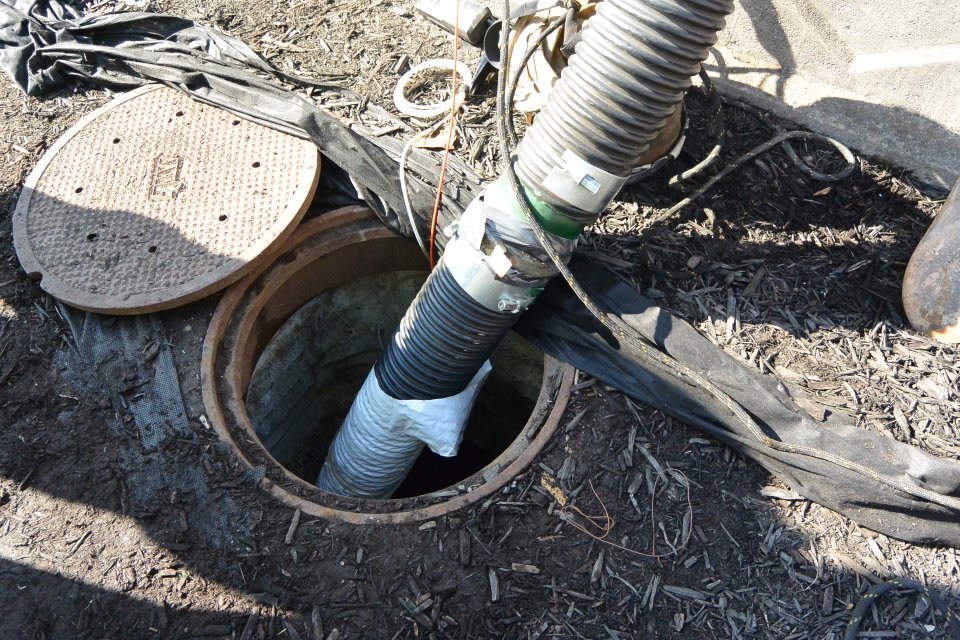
[317, 0, 735, 499]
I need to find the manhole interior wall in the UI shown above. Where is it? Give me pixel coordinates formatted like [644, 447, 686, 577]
[202, 207, 573, 524]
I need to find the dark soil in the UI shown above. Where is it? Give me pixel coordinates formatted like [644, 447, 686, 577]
[1, 1, 959, 639]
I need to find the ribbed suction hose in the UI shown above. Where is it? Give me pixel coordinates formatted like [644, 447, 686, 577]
[318, 0, 733, 499]
[516, 0, 733, 224]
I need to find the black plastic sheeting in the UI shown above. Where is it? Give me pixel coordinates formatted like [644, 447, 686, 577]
[516, 259, 960, 547]
[0, 0, 475, 244]
[3, 0, 960, 547]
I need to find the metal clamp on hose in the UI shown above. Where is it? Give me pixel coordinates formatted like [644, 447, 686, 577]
[541, 149, 630, 214]
[443, 235, 540, 313]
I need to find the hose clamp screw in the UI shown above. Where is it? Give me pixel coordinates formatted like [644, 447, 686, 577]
[497, 296, 522, 313]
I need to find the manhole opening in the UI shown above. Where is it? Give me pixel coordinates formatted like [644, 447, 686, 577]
[203, 208, 573, 522]
[245, 269, 545, 499]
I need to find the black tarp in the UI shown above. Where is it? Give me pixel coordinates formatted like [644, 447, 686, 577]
[2, 0, 959, 547]
[0, 0, 476, 243]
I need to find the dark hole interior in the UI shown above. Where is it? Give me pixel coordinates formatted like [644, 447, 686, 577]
[244, 270, 543, 499]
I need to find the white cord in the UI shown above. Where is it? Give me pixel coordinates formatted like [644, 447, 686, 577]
[395, 59, 472, 257]
[393, 58, 472, 119]
[399, 125, 441, 257]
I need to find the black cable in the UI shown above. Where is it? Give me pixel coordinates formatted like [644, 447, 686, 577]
[496, 0, 960, 515]
[504, 12, 567, 149]
[668, 69, 854, 190]
[668, 67, 724, 187]
[658, 129, 856, 220]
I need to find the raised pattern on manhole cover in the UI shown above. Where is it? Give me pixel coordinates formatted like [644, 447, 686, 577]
[13, 84, 320, 314]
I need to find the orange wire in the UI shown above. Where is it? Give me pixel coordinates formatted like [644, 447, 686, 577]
[427, 0, 461, 270]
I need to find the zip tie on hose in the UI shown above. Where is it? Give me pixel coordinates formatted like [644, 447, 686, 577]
[393, 58, 472, 119]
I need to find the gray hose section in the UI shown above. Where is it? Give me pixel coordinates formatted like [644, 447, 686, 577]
[514, 0, 734, 221]
[316, 372, 425, 499]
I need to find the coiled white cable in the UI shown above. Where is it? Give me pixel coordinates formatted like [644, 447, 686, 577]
[393, 58, 472, 119]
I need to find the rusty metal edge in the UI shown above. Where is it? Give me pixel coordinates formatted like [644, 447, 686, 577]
[201, 206, 574, 525]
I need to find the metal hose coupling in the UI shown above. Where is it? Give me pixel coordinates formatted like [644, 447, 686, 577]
[318, 0, 733, 499]
[375, 186, 574, 402]
[515, 0, 734, 228]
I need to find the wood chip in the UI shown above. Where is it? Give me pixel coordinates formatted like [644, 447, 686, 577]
[488, 569, 500, 602]
[590, 551, 605, 584]
[760, 485, 804, 501]
[663, 585, 707, 601]
[392, 54, 410, 74]
[742, 266, 766, 296]
[866, 536, 886, 564]
[311, 606, 324, 640]
[285, 509, 301, 545]
[282, 619, 304, 640]
[238, 612, 259, 640]
[511, 563, 540, 574]
[458, 529, 471, 566]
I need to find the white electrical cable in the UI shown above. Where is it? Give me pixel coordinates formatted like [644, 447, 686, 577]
[399, 124, 442, 257]
[393, 58, 472, 119]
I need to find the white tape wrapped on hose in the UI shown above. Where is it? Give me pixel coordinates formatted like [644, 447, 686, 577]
[316, 361, 493, 499]
[393, 59, 472, 119]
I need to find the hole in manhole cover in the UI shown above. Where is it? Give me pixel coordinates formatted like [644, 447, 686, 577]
[202, 206, 573, 524]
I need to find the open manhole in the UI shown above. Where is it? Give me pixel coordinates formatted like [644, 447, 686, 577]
[202, 206, 573, 524]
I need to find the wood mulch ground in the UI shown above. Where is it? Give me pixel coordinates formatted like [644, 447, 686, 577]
[1, 1, 957, 638]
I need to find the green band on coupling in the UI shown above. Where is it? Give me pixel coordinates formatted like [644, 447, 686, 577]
[490, 174, 584, 240]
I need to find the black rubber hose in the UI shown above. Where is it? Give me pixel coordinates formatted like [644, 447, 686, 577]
[375, 261, 518, 399]
[515, 0, 734, 223]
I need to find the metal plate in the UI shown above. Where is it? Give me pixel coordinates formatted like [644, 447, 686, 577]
[13, 85, 320, 314]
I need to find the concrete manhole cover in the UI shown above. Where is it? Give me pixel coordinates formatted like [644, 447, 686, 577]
[13, 84, 321, 314]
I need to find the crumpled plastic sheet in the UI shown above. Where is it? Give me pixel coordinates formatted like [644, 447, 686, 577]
[54, 303, 253, 548]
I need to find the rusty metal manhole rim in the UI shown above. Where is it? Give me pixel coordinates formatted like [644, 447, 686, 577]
[201, 206, 574, 525]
